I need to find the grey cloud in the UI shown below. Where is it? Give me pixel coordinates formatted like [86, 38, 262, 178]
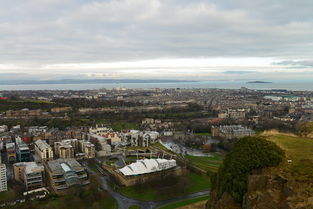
[0, 0, 313, 81]
[223, 71, 256, 74]
[274, 60, 313, 68]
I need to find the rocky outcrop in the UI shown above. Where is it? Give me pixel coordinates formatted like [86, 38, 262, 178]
[208, 173, 313, 209]
[207, 190, 241, 209]
[243, 174, 313, 209]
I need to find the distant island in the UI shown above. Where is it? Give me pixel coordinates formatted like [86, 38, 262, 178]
[247, 81, 273, 84]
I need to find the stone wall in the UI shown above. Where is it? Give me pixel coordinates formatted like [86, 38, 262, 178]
[103, 164, 186, 187]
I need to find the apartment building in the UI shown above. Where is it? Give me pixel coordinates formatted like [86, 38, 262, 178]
[79, 140, 95, 159]
[54, 139, 77, 159]
[13, 162, 45, 191]
[0, 157, 7, 192]
[34, 140, 53, 162]
[89, 125, 112, 135]
[122, 130, 159, 147]
[6, 142, 16, 163]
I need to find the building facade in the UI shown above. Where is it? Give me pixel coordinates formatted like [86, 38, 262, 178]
[16, 142, 31, 162]
[45, 159, 90, 194]
[13, 162, 45, 191]
[34, 140, 53, 162]
[0, 157, 7, 192]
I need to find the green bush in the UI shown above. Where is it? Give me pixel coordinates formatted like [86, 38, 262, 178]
[215, 136, 284, 203]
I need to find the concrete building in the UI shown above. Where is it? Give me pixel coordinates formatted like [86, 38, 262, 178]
[45, 159, 90, 194]
[0, 125, 8, 133]
[54, 139, 77, 159]
[122, 130, 159, 147]
[78, 140, 95, 159]
[34, 140, 53, 162]
[16, 142, 31, 162]
[13, 162, 45, 191]
[0, 156, 7, 192]
[28, 126, 48, 135]
[6, 142, 16, 163]
[88, 134, 111, 157]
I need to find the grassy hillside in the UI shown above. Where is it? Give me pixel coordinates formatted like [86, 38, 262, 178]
[266, 134, 313, 162]
[265, 134, 313, 181]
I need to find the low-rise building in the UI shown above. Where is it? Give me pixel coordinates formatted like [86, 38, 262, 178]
[45, 159, 90, 194]
[89, 125, 112, 135]
[0, 125, 8, 133]
[122, 130, 159, 147]
[13, 162, 45, 191]
[211, 125, 255, 140]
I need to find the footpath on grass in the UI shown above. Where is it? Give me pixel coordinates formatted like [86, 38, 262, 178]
[85, 162, 210, 209]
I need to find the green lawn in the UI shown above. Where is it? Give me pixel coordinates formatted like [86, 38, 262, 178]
[11, 174, 117, 209]
[266, 134, 313, 181]
[158, 195, 209, 209]
[11, 188, 117, 209]
[111, 121, 138, 131]
[0, 187, 17, 204]
[185, 153, 223, 173]
[128, 205, 141, 209]
[194, 132, 211, 136]
[114, 172, 210, 201]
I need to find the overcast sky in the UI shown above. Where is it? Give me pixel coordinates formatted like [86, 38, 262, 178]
[1, 0, 313, 81]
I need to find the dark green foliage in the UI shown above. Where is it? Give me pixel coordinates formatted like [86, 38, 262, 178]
[215, 136, 284, 203]
[0, 99, 56, 112]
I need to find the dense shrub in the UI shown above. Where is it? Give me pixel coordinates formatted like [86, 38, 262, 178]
[215, 136, 284, 203]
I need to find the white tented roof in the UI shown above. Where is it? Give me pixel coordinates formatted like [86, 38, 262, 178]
[119, 158, 176, 176]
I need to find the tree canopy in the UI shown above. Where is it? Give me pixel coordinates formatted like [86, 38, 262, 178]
[214, 136, 284, 203]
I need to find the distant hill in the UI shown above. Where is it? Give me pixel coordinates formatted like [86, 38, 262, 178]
[246, 81, 272, 84]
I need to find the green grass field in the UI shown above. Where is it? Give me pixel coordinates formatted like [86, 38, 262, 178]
[114, 172, 210, 201]
[158, 196, 209, 209]
[0, 187, 17, 204]
[265, 134, 313, 181]
[10, 189, 117, 209]
[185, 153, 223, 173]
[266, 134, 313, 163]
[194, 132, 211, 136]
[128, 205, 141, 209]
[111, 121, 138, 131]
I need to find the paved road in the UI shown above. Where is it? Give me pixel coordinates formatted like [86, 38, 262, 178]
[85, 163, 209, 209]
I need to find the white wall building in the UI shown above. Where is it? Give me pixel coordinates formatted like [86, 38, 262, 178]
[0, 157, 7, 192]
[119, 158, 176, 176]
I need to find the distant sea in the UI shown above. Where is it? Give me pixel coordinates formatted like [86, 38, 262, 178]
[0, 81, 312, 91]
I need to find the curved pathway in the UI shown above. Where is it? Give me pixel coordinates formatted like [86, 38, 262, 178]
[85, 163, 209, 209]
